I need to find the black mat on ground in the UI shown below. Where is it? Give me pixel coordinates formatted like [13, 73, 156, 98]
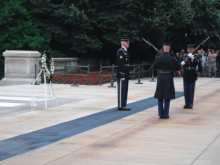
[0, 92, 184, 161]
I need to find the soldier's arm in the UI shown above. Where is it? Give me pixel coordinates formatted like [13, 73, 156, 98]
[117, 49, 126, 78]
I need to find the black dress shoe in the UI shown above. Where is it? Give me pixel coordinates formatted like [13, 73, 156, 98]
[118, 107, 131, 111]
[188, 105, 193, 109]
[163, 115, 169, 119]
[183, 105, 189, 109]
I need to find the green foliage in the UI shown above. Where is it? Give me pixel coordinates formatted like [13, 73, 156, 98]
[190, 0, 220, 47]
[1, 0, 220, 62]
[0, 0, 50, 53]
[32, 0, 102, 54]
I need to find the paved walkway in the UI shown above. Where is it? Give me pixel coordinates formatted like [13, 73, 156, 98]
[0, 78, 219, 165]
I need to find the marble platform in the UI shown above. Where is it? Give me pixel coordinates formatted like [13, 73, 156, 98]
[0, 78, 219, 165]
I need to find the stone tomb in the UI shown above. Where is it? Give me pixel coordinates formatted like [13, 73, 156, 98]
[0, 50, 41, 86]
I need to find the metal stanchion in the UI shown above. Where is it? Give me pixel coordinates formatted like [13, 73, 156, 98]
[141, 64, 144, 78]
[64, 65, 67, 84]
[87, 64, 90, 85]
[133, 63, 135, 80]
[32, 64, 40, 85]
[149, 63, 156, 82]
[100, 65, 102, 86]
[108, 64, 116, 88]
[135, 64, 143, 84]
[71, 65, 79, 87]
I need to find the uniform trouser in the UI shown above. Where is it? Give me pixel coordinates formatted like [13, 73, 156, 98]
[117, 78, 129, 108]
[216, 62, 220, 77]
[184, 81, 196, 106]
[158, 99, 170, 117]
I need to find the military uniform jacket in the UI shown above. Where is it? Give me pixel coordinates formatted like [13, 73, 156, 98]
[116, 47, 130, 80]
[154, 52, 181, 99]
[182, 54, 200, 82]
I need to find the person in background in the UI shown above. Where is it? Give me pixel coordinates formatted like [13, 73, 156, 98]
[181, 49, 186, 55]
[197, 50, 203, 77]
[200, 49, 204, 56]
[208, 48, 217, 77]
[202, 52, 209, 77]
[207, 49, 211, 54]
[176, 52, 182, 64]
[170, 49, 175, 58]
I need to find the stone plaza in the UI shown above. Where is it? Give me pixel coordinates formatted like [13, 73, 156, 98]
[0, 77, 219, 165]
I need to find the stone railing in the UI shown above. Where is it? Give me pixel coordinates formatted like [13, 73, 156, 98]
[38, 58, 78, 74]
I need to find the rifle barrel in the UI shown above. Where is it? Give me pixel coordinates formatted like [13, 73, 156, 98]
[194, 37, 210, 53]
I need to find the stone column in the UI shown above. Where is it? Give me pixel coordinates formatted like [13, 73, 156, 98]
[0, 50, 41, 86]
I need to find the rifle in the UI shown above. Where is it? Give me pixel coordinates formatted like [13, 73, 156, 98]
[142, 38, 162, 55]
[182, 37, 210, 69]
[142, 38, 181, 76]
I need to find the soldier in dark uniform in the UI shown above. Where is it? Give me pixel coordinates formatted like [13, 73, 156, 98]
[154, 42, 181, 119]
[116, 37, 131, 111]
[181, 44, 201, 109]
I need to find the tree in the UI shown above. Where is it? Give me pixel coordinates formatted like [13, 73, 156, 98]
[190, 0, 220, 48]
[32, 0, 102, 55]
[0, 0, 50, 53]
[98, 0, 195, 61]
[1, 0, 220, 62]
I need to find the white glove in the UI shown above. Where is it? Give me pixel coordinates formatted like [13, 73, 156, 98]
[181, 61, 186, 65]
[187, 53, 194, 60]
[120, 78, 125, 81]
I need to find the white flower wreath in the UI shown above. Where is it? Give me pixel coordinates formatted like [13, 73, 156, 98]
[41, 54, 54, 77]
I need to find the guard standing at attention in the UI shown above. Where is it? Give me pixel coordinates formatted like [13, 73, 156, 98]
[154, 41, 181, 119]
[181, 44, 200, 109]
[116, 37, 131, 111]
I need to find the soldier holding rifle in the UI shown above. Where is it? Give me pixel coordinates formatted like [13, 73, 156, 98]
[143, 39, 181, 119]
[154, 42, 181, 119]
[181, 37, 209, 109]
[181, 44, 200, 109]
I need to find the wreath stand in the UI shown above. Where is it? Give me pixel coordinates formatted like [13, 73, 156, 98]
[31, 69, 58, 108]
